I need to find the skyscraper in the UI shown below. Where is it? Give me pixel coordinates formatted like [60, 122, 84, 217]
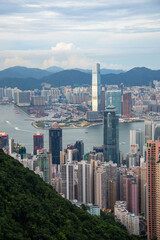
[103, 103, 119, 165]
[92, 63, 101, 112]
[94, 166, 107, 209]
[61, 164, 75, 200]
[49, 122, 62, 165]
[146, 140, 160, 240]
[106, 90, 121, 115]
[33, 132, 44, 155]
[74, 140, 84, 161]
[78, 161, 92, 204]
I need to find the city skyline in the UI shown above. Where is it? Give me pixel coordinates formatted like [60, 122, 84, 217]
[0, 0, 160, 71]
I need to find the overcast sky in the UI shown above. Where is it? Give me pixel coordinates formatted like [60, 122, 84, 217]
[0, 0, 160, 70]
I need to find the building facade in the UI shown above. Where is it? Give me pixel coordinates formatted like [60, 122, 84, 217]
[49, 123, 62, 165]
[103, 104, 119, 165]
[92, 63, 101, 112]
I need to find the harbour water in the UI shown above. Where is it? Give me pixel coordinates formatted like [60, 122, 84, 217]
[0, 105, 144, 156]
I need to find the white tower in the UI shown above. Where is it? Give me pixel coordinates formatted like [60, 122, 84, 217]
[92, 63, 101, 111]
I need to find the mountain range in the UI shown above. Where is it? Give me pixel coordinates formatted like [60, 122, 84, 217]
[0, 66, 159, 90]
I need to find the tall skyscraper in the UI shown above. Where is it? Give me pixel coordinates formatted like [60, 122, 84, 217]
[146, 140, 160, 240]
[103, 103, 119, 165]
[106, 90, 121, 115]
[33, 132, 44, 155]
[92, 63, 101, 112]
[94, 166, 106, 209]
[49, 122, 62, 165]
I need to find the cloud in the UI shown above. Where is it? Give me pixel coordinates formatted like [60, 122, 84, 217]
[0, 0, 160, 70]
[43, 43, 91, 69]
[3, 56, 33, 68]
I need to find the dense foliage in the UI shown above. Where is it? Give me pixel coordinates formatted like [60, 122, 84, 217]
[0, 150, 140, 240]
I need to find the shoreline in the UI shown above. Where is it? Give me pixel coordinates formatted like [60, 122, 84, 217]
[32, 119, 145, 130]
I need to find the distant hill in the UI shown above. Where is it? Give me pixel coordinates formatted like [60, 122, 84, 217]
[0, 66, 160, 90]
[101, 67, 160, 86]
[0, 66, 51, 79]
[46, 66, 64, 73]
[73, 68, 124, 74]
[42, 69, 91, 87]
[0, 150, 138, 240]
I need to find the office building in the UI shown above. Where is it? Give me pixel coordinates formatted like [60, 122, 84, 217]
[74, 140, 84, 161]
[92, 63, 101, 112]
[103, 103, 119, 165]
[106, 90, 121, 115]
[49, 122, 62, 165]
[33, 132, 44, 155]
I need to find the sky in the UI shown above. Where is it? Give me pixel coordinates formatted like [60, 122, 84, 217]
[0, 0, 160, 71]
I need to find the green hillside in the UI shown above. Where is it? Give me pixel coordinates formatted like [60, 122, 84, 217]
[0, 150, 140, 240]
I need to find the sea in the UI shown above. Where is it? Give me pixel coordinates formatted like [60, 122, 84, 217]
[0, 104, 145, 156]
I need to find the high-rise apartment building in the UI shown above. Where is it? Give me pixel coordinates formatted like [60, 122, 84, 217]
[103, 104, 119, 165]
[33, 132, 44, 155]
[49, 123, 62, 165]
[61, 164, 75, 200]
[146, 140, 160, 240]
[94, 166, 107, 209]
[37, 152, 50, 183]
[121, 92, 132, 116]
[92, 63, 101, 112]
[78, 161, 92, 204]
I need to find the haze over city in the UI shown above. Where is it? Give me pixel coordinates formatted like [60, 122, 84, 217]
[0, 0, 160, 70]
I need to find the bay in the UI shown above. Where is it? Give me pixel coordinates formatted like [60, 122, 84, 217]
[0, 105, 144, 155]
